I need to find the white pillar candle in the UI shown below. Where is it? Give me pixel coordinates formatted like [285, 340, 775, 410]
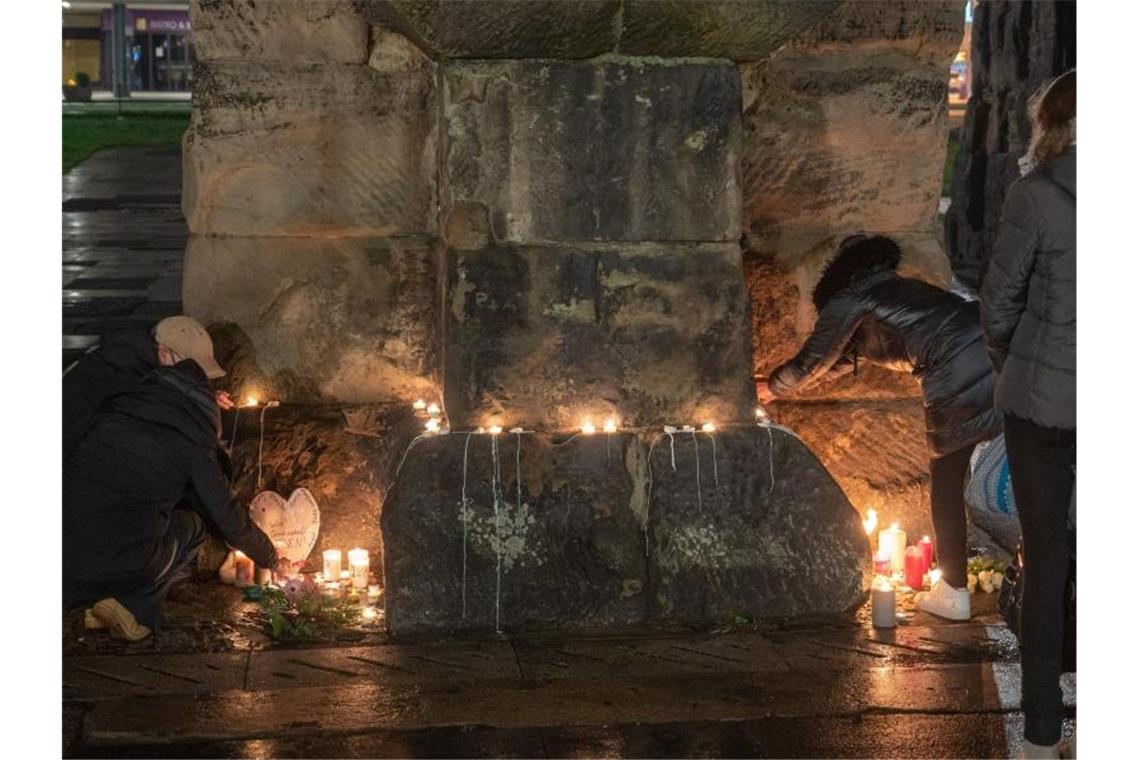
[877, 523, 907, 573]
[322, 549, 343, 580]
[871, 578, 896, 629]
[348, 548, 370, 589]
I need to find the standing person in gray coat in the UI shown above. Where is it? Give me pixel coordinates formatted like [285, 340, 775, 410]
[981, 69, 1075, 760]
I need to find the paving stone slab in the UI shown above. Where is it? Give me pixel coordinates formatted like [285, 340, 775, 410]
[245, 642, 520, 691]
[64, 652, 249, 701]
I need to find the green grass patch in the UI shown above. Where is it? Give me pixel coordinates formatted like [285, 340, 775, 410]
[943, 136, 960, 197]
[63, 114, 190, 174]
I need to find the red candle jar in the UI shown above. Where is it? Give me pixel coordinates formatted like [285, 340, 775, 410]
[904, 546, 924, 590]
[873, 552, 891, 576]
[919, 535, 934, 573]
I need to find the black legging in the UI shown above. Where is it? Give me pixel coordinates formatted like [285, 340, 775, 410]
[929, 445, 975, 589]
[1004, 413, 1076, 747]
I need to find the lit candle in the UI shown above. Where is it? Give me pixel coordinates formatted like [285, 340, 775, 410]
[233, 551, 255, 587]
[871, 576, 897, 628]
[755, 406, 769, 422]
[877, 522, 907, 574]
[862, 508, 878, 537]
[427, 403, 440, 416]
[362, 606, 378, 622]
[872, 551, 891, 576]
[322, 549, 342, 580]
[702, 422, 716, 433]
[919, 535, 934, 574]
[425, 418, 440, 433]
[348, 548, 370, 589]
[603, 419, 618, 434]
[581, 421, 596, 435]
[367, 584, 382, 602]
[243, 396, 259, 407]
[904, 546, 924, 590]
[413, 399, 426, 410]
[488, 425, 503, 435]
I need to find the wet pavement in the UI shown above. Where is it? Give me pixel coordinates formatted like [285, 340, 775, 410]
[62, 146, 186, 370]
[63, 587, 1076, 758]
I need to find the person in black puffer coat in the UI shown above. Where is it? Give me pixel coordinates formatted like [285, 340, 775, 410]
[758, 234, 1002, 620]
[63, 359, 287, 641]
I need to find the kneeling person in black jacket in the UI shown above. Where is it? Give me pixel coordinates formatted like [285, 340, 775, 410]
[63, 333, 289, 641]
[758, 235, 1002, 621]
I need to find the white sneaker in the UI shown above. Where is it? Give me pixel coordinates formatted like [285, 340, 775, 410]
[914, 578, 971, 621]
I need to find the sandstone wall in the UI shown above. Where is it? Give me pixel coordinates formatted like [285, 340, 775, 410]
[182, 0, 969, 603]
[740, 1, 963, 530]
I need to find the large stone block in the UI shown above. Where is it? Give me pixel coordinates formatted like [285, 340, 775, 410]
[443, 243, 755, 430]
[190, 0, 369, 63]
[741, 52, 953, 248]
[618, 0, 842, 60]
[383, 427, 868, 637]
[369, 0, 620, 59]
[443, 60, 741, 245]
[791, 0, 966, 64]
[184, 59, 437, 237]
[184, 235, 440, 404]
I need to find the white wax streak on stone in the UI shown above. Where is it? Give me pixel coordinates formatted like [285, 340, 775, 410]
[692, 432, 703, 511]
[460, 432, 473, 619]
[491, 434, 503, 633]
[644, 432, 669, 556]
[707, 433, 719, 486]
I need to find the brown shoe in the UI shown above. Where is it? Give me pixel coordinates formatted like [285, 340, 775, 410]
[91, 598, 151, 642]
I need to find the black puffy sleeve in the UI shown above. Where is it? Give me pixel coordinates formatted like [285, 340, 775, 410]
[768, 292, 870, 398]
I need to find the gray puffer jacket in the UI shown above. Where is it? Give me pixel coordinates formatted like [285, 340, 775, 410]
[981, 145, 1075, 430]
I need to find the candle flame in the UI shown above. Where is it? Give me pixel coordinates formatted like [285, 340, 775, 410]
[243, 396, 259, 407]
[488, 425, 503, 435]
[363, 607, 377, 621]
[603, 418, 618, 433]
[702, 422, 716, 433]
[427, 403, 440, 416]
[581, 421, 596, 435]
[425, 418, 440, 433]
[863, 508, 878, 536]
[413, 399, 426, 410]
[921, 535, 931, 543]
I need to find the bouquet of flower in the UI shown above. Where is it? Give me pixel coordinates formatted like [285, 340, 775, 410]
[255, 576, 361, 640]
[966, 556, 1008, 594]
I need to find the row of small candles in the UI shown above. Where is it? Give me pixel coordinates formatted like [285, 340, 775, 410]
[863, 509, 938, 629]
[413, 398, 773, 436]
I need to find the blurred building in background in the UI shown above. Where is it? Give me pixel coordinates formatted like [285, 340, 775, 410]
[62, 0, 191, 98]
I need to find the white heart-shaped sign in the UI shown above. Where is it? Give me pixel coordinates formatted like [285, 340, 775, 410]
[249, 488, 321, 563]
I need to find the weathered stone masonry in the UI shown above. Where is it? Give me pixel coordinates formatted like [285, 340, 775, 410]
[183, 1, 962, 635]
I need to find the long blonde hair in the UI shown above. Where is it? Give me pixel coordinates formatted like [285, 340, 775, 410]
[1021, 69, 1076, 175]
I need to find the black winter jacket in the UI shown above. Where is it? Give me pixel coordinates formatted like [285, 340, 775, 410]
[63, 361, 277, 593]
[62, 329, 157, 462]
[769, 270, 1003, 457]
[981, 145, 1076, 430]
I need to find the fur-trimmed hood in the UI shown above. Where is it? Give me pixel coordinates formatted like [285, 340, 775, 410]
[812, 235, 902, 311]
